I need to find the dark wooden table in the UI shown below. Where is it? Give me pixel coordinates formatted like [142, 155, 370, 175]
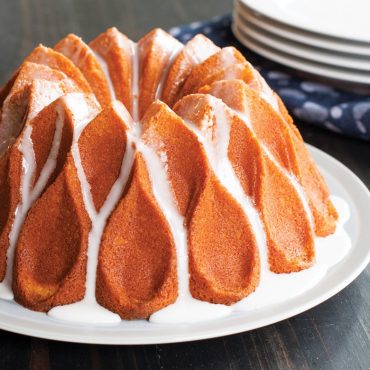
[0, 0, 369, 369]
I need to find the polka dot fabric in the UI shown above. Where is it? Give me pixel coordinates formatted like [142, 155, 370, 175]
[169, 14, 370, 141]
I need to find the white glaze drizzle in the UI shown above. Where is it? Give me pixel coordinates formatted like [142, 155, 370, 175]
[113, 101, 232, 323]
[154, 44, 183, 101]
[49, 39, 140, 323]
[144, 138, 232, 324]
[207, 99, 316, 309]
[186, 35, 216, 64]
[27, 80, 68, 122]
[0, 79, 69, 155]
[59, 37, 117, 101]
[130, 41, 139, 122]
[56, 40, 83, 64]
[0, 105, 65, 299]
[219, 98, 315, 257]
[185, 101, 267, 261]
[235, 110, 315, 230]
[257, 75, 280, 112]
[48, 98, 135, 324]
[91, 50, 117, 101]
[220, 48, 244, 80]
[251, 79, 317, 220]
[151, 101, 268, 324]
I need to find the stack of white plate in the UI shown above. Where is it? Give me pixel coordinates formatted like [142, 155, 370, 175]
[232, 0, 370, 85]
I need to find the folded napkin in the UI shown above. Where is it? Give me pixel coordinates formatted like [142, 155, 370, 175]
[169, 15, 370, 141]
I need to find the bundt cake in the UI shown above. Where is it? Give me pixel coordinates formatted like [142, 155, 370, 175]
[0, 27, 339, 324]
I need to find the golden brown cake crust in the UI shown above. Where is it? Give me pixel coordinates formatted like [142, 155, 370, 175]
[201, 79, 338, 237]
[137, 29, 182, 119]
[55, 34, 111, 108]
[98, 154, 178, 319]
[161, 34, 220, 107]
[0, 27, 338, 320]
[25, 45, 92, 94]
[90, 28, 134, 115]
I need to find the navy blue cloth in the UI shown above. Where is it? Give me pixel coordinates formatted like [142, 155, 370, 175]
[169, 14, 370, 141]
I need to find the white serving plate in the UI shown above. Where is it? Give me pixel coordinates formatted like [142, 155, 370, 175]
[232, 22, 370, 85]
[235, 1, 370, 56]
[239, 0, 370, 43]
[0, 145, 368, 344]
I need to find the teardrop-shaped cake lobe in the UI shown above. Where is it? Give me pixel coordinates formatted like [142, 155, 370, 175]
[89, 28, 134, 114]
[77, 102, 130, 212]
[160, 34, 220, 107]
[98, 152, 178, 320]
[1, 94, 86, 293]
[137, 28, 182, 118]
[188, 175, 260, 303]
[140, 101, 209, 216]
[13, 158, 90, 310]
[142, 100, 260, 305]
[0, 62, 80, 155]
[55, 34, 113, 107]
[201, 79, 338, 236]
[179, 47, 254, 98]
[25, 45, 92, 94]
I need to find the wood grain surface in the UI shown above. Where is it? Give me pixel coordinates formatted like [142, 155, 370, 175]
[0, 0, 369, 369]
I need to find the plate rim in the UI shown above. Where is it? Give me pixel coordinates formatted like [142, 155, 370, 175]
[234, 14, 370, 71]
[235, 1, 370, 56]
[0, 144, 368, 345]
[232, 22, 370, 85]
[239, 0, 370, 44]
